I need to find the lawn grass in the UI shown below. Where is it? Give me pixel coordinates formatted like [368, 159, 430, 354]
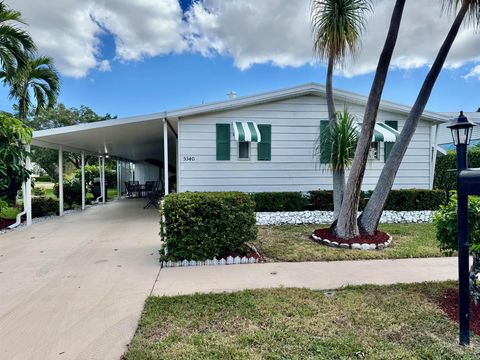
[253, 223, 445, 262]
[124, 282, 480, 359]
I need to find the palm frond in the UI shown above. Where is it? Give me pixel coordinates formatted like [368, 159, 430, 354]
[316, 107, 359, 171]
[442, 0, 480, 27]
[311, 0, 373, 65]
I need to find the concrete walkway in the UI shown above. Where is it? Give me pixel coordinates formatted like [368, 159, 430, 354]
[0, 199, 160, 360]
[153, 257, 459, 297]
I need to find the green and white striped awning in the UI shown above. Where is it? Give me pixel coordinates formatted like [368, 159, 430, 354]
[355, 122, 400, 143]
[233, 121, 261, 142]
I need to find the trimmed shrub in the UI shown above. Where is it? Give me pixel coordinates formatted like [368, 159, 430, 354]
[434, 149, 480, 201]
[54, 177, 82, 208]
[368, 189, 446, 211]
[0, 198, 7, 213]
[434, 195, 480, 302]
[255, 189, 445, 212]
[309, 190, 334, 211]
[161, 192, 257, 261]
[0, 206, 20, 220]
[252, 192, 309, 212]
[32, 187, 45, 196]
[32, 197, 58, 218]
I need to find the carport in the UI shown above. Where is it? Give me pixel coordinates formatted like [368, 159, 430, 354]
[24, 112, 178, 226]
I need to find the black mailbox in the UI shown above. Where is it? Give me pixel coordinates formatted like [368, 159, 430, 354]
[458, 169, 480, 196]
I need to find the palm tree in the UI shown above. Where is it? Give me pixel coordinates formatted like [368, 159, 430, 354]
[335, 0, 406, 239]
[359, 0, 480, 235]
[0, 2, 35, 80]
[311, 0, 372, 219]
[9, 56, 60, 120]
[317, 108, 359, 180]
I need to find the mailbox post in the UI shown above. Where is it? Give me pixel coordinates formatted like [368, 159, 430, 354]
[447, 111, 476, 346]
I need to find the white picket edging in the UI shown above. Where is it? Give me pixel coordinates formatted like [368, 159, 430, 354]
[161, 255, 259, 268]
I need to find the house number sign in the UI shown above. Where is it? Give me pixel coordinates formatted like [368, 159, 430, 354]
[183, 156, 196, 162]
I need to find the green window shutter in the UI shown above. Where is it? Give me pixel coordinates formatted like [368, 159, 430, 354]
[320, 120, 331, 164]
[384, 120, 398, 162]
[257, 124, 271, 161]
[216, 124, 230, 160]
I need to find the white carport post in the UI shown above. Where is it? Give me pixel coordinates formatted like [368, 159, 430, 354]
[116, 160, 121, 200]
[81, 151, 85, 210]
[101, 156, 106, 203]
[163, 118, 169, 196]
[25, 144, 32, 226]
[96, 156, 103, 203]
[58, 146, 64, 216]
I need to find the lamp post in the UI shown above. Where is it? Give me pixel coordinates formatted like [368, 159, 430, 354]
[447, 111, 476, 346]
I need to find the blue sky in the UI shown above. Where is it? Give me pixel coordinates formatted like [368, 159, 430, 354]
[2, 0, 479, 118]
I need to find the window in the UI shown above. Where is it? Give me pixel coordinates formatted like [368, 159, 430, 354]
[369, 142, 380, 160]
[238, 142, 250, 159]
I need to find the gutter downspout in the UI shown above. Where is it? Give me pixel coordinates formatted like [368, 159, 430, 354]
[8, 182, 26, 229]
[9, 143, 31, 229]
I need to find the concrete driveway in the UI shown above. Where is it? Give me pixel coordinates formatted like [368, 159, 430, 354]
[0, 199, 160, 360]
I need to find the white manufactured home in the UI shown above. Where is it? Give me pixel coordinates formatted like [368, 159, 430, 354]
[28, 83, 447, 222]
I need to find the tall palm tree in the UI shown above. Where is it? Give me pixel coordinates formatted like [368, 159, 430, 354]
[9, 56, 60, 120]
[0, 2, 35, 80]
[335, 0, 406, 239]
[311, 0, 372, 219]
[359, 0, 480, 235]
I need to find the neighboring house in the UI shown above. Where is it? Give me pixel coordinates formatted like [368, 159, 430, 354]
[437, 112, 480, 152]
[32, 83, 447, 198]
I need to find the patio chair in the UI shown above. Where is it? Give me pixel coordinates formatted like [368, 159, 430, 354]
[142, 181, 155, 198]
[144, 181, 163, 209]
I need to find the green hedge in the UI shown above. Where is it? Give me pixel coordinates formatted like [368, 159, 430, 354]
[434, 150, 480, 201]
[161, 192, 257, 261]
[371, 189, 445, 211]
[253, 189, 445, 212]
[251, 192, 309, 212]
[32, 197, 58, 218]
[35, 175, 52, 182]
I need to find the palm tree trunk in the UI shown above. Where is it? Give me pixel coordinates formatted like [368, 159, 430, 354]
[326, 55, 343, 218]
[326, 55, 336, 122]
[334, 0, 406, 239]
[359, 1, 469, 235]
[333, 168, 345, 219]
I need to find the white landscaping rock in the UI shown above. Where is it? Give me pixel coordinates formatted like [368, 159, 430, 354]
[256, 210, 434, 226]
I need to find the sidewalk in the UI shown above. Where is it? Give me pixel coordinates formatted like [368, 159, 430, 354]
[153, 257, 458, 296]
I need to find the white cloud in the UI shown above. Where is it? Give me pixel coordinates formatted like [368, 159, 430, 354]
[464, 64, 480, 79]
[98, 59, 111, 72]
[7, 0, 480, 78]
[185, 0, 480, 77]
[185, 0, 313, 70]
[9, 0, 185, 78]
[91, 0, 186, 61]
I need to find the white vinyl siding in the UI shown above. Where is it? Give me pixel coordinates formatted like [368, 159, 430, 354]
[178, 95, 432, 192]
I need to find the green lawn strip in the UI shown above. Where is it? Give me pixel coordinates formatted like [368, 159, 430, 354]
[124, 282, 480, 360]
[253, 223, 445, 262]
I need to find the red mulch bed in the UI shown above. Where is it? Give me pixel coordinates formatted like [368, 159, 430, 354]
[0, 218, 15, 230]
[313, 227, 389, 245]
[437, 288, 480, 336]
